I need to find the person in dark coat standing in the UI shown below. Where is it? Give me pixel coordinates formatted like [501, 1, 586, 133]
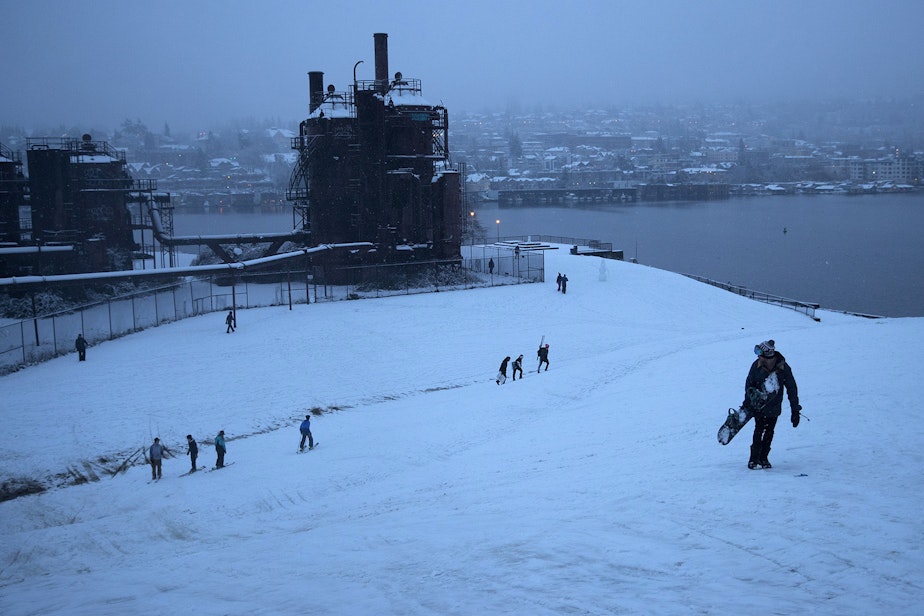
[496, 356, 510, 385]
[299, 415, 314, 451]
[75, 334, 88, 361]
[215, 430, 227, 468]
[225, 310, 236, 333]
[149, 437, 166, 480]
[512, 354, 524, 380]
[186, 435, 199, 472]
[743, 340, 802, 469]
[556, 273, 562, 292]
[560, 274, 569, 294]
[488, 258, 495, 275]
[537, 344, 550, 372]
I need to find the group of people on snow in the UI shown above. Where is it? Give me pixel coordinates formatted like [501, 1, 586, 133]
[145, 415, 319, 479]
[497, 343, 551, 384]
[555, 273, 569, 293]
[146, 429, 228, 478]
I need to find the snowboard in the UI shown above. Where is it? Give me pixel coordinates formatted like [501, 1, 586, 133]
[297, 442, 319, 454]
[717, 406, 752, 445]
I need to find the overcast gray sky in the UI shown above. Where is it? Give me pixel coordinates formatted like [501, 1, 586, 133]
[2, 0, 923, 133]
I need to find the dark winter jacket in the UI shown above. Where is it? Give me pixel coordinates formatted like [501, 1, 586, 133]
[499, 357, 510, 374]
[75, 335, 87, 351]
[537, 346, 549, 361]
[743, 352, 799, 417]
[300, 419, 312, 435]
[187, 439, 198, 457]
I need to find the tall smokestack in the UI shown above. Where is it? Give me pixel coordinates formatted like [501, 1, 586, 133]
[308, 71, 324, 113]
[374, 32, 389, 94]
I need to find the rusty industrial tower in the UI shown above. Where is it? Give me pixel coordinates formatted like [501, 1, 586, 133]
[287, 33, 462, 266]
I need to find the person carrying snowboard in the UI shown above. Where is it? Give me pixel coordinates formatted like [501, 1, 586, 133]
[496, 356, 510, 384]
[742, 340, 802, 469]
[186, 434, 199, 472]
[537, 344, 550, 372]
[299, 415, 314, 451]
[512, 354, 524, 380]
[215, 430, 227, 468]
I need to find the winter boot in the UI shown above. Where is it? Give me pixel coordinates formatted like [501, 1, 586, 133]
[759, 446, 772, 469]
[748, 445, 761, 470]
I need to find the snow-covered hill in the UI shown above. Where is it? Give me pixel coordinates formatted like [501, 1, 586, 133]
[1, 248, 921, 615]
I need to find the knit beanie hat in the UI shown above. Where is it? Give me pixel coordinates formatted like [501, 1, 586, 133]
[755, 339, 776, 357]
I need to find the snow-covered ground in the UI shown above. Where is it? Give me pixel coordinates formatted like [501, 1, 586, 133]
[1, 247, 921, 615]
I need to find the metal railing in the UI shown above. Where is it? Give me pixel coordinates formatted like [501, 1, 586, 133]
[682, 274, 821, 320]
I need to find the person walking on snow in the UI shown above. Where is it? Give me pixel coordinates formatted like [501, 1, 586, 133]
[560, 274, 569, 294]
[497, 356, 510, 384]
[225, 310, 236, 333]
[556, 273, 562, 292]
[512, 354, 524, 380]
[299, 415, 315, 451]
[149, 437, 166, 479]
[215, 430, 227, 468]
[186, 435, 199, 472]
[537, 344, 550, 372]
[743, 340, 801, 469]
[75, 333, 88, 361]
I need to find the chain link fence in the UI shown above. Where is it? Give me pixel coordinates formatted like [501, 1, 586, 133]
[0, 247, 543, 374]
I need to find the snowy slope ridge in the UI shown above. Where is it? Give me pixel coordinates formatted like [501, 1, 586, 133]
[1, 249, 922, 615]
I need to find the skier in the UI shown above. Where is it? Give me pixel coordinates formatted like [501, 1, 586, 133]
[537, 344, 550, 372]
[561, 274, 569, 294]
[214, 430, 227, 468]
[299, 415, 314, 451]
[556, 273, 562, 292]
[512, 354, 524, 381]
[186, 434, 199, 472]
[496, 356, 510, 385]
[75, 333, 87, 361]
[225, 310, 236, 333]
[743, 340, 802, 469]
[149, 437, 166, 480]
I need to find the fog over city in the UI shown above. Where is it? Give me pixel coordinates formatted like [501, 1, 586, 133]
[2, 0, 923, 132]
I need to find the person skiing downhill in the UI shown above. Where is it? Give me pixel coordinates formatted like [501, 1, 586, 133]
[537, 344, 550, 372]
[512, 354, 524, 380]
[299, 415, 314, 451]
[497, 356, 510, 384]
[743, 340, 802, 469]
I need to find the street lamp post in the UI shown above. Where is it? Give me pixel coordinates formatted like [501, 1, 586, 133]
[496, 219, 500, 243]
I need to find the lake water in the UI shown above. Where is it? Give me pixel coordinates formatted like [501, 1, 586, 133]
[174, 193, 924, 317]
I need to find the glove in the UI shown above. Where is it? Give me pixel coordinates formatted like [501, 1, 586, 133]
[791, 405, 802, 428]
